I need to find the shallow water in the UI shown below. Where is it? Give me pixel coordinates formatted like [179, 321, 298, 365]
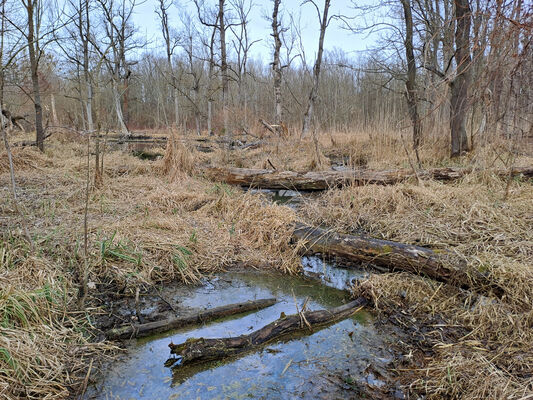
[301, 255, 370, 291]
[87, 271, 395, 399]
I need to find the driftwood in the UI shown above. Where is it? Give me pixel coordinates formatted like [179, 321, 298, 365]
[204, 166, 533, 191]
[106, 298, 277, 340]
[166, 297, 367, 367]
[293, 223, 501, 295]
[259, 118, 277, 135]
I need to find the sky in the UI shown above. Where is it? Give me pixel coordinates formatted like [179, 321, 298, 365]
[131, 0, 376, 64]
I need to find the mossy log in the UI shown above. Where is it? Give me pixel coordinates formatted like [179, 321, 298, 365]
[166, 297, 367, 367]
[203, 166, 533, 190]
[106, 298, 277, 340]
[293, 223, 501, 295]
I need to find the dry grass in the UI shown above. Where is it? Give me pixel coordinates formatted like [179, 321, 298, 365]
[201, 128, 532, 173]
[0, 134, 298, 398]
[1, 128, 531, 398]
[297, 172, 533, 398]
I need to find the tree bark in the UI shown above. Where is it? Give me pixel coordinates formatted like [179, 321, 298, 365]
[203, 165, 533, 190]
[450, 0, 472, 157]
[400, 0, 421, 161]
[166, 297, 367, 367]
[301, 0, 330, 138]
[218, 0, 229, 139]
[292, 223, 501, 294]
[107, 298, 277, 340]
[25, 0, 45, 151]
[271, 0, 283, 126]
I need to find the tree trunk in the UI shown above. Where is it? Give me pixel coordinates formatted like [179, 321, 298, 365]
[272, 0, 283, 126]
[301, 0, 330, 138]
[112, 79, 129, 136]
[25, 0, 45, 151]
[50, 94, 58, 126]
[292, 223, 501, 295]
[166, 297, 367, 367]
[400, 0, 421, 161]
[107, 298, 277, 340]
[203, 165, 533, 190]
[218, 0, 229, 139]
[450, 0, 472, 157]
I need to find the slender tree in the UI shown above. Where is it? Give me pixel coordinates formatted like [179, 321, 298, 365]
[301, 0, 331, 138]
[271, 0, 283, 126]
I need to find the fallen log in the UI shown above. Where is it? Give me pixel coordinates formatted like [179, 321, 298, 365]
[166, 297, 367, 367]
[293, 223, 502, 295]
[203, 166, 533, 191]
[106, 298, 277, 340]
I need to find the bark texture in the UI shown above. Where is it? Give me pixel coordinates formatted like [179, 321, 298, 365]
[203, 166, 533, 190]
[167, 297, 367, 366]
[107, 298, 277, 340]
[450, 0, 472, 157]
[292, 223, 501, 294]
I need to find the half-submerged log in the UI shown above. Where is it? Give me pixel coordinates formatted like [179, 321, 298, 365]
[167, 297, 367, 367]
[106, 298, 277, 340]
[293, 223, 500, 294]
[203, 166, 533, 190]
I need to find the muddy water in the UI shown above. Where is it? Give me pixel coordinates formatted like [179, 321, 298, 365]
[87, 271, 396, 399]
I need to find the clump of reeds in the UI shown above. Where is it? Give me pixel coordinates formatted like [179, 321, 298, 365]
[157, 130, 195, 179]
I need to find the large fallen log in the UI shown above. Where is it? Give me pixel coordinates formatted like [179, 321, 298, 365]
[203, 166, 533, 190]
[166, 297, 367, 367]
[106, 298, 277, 340]
[293, 223, 501, 295]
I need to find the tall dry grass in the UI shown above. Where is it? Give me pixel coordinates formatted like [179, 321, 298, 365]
[297, 173, 533, 399]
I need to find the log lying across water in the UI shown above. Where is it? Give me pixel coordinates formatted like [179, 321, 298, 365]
[106, 298, 277, 340]
[293, 223, 501, 295]
[166, 297, 367, 367]
[204, 166, 533, 190]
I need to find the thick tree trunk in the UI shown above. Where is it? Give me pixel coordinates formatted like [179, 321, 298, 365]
[112, 79, 129, 136]
[166, 297, 367, 367]
[203, 166, 533, 190]
[292, 223, 501, 294]
[25, 1, 45, 152]
[450, 0, 472, 157]
[400, 0, 422, 159]
[107, 298, 277, 340]
[301, 0, 330, 138]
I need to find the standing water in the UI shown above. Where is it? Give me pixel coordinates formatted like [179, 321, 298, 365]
[87, 270, 397, 399]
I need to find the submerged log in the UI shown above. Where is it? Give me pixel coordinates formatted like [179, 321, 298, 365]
[293, 223, 501, 295]
[203, 166, 533, 190]
[167, 297, 367, 367]
[106, 298, 277, 340]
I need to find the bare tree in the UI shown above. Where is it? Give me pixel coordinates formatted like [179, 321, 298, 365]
[194, 1, 219, 135]
[271, 0, 283, 125]
[180, 12, 204, 135]
[229, 0, 258, 129]
[96, 0, 140, 136]
[301, 0, 331, 138]
[400, 0, 421, 164]
[156, 0, 180, 128]
[217, 0, 229, 138]
[22, 0, 46, 150]
[450, 0, 472, 156]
